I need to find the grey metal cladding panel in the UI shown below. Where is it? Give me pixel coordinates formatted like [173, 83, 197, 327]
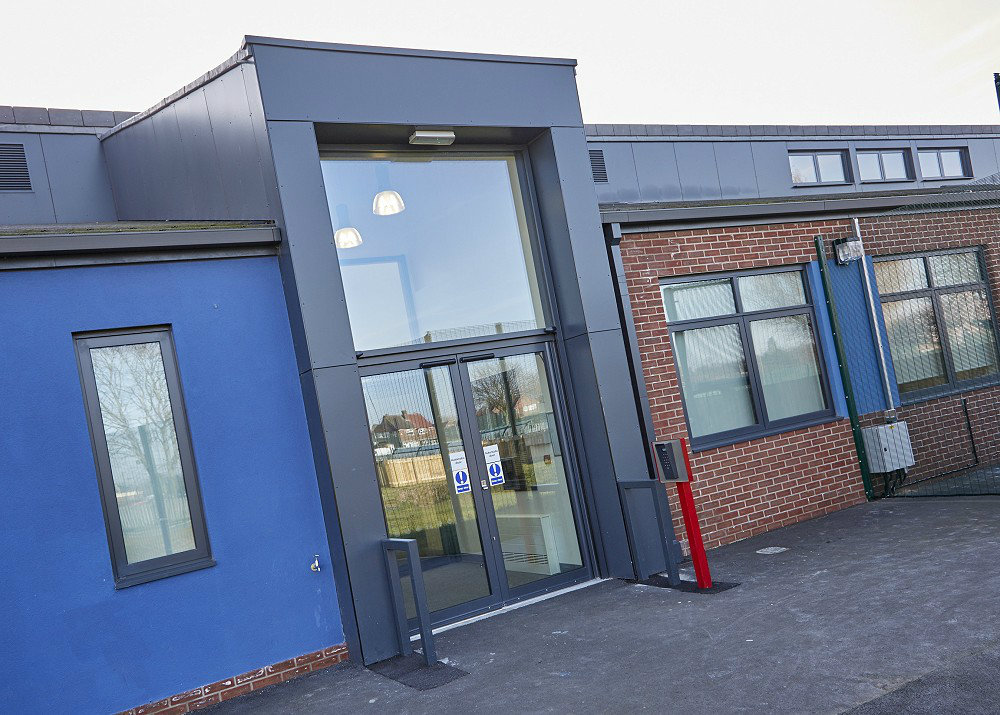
[751, 141, 794, 197]
[12, 106, 48, 124]
[122, 117, 159, 218]
[172, 88, 229, 219]
[590, 142, 640, 203]
[98, 132, 132, 218]
[528, 132, 586, 338]
[0, 132, 56, 224]
[546, 127, 622, 335]
[309, 363, 398, 663]
[268, 120, 358, 369]
[202, 65, 271, 219]
[38, 133, 116, 222]
[713, 141, 760, 199]
[632, 142, 682, 203]
[586, 327, 651, 480]
[47, 108, 83, 127]
[674, 143, 721, 200]
[561, 331, 635, 578]
[252, 44, 583, 127]
[148, 105, 194, 219]
[967, 138, 999, 178]
[240, 63, 282, 221]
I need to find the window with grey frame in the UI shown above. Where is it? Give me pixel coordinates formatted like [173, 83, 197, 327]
[661, 267, 834, 449]
[788, 151, 849, 185]
[75, 326, 213, 588]
[917, 148, 970, 179]
[873, 249, 1000, 402]
[857, 149, 913, 182]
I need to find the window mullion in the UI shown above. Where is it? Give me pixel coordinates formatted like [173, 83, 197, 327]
[930, 289, 959, 387]
[738, 314, 770, 428]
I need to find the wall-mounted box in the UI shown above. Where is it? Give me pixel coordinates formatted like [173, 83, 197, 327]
[651, 440, 688, 483]
[861, 422, 915, 473]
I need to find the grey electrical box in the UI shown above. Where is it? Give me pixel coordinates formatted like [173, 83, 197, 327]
[651, 440, 688, 483]
[861, 422, 916, 473]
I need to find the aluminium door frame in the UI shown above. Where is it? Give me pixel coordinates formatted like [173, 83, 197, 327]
[357, 353, 508, 626]
[453, 341, 596, 604]
[358, 339, 596, 628]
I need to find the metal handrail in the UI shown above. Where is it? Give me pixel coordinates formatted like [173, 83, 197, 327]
[382, 538, 437, 666]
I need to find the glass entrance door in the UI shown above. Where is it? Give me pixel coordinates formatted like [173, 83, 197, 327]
[360, 345, 587, 625]
[458, 351, 584, 594]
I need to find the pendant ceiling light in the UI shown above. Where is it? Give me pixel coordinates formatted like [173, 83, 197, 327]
[373, 190, 405, 216]
[333, 203, 362, 249]
[372, 163, 405, 216]
[334, 227, 363, 249]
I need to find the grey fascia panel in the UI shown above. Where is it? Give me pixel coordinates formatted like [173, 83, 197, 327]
[598, 192, 979, 226]
[0, 227, 280, 256]
[0, 106, 13, 123]
[252, 43, 583, 127]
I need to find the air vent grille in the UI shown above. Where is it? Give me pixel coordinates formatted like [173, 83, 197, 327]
[589, 149, 608, 183]
[0, 144, 31, 191]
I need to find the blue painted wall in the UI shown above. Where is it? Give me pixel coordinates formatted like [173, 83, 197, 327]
[0, 257, 342, 714]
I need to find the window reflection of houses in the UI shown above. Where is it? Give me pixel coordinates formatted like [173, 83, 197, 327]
[370, 411, 461, 488]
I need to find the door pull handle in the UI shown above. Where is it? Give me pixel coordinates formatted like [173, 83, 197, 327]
[461, 353, 495, 363]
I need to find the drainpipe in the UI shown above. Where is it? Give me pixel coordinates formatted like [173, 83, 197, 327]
[854, 217, 896, 417]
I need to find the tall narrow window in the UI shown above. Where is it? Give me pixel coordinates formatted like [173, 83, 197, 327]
[76, 327, 212, 587]
[661, 268, 834, 448]
[874, 249, 1000, 400]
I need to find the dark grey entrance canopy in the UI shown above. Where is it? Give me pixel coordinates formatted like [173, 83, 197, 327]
[100, 36, 679, 663]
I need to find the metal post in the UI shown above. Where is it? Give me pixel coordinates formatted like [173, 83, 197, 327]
[381, 542, 412, 658]
[381, 538, 437, 666]
[677, 438, 712, 589]
[815, 236, 875, 500]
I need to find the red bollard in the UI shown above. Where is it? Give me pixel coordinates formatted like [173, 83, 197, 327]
[677, 437, 712, 589]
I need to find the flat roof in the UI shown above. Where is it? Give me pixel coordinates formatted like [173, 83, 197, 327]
[0, 220, 272, 237]
[242, 35, 577, 67]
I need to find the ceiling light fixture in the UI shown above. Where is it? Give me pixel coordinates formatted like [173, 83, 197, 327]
[373, 190, 405, 216]
[334, 227, 363, 249]
[333, 204, 362, 249]
[372, 164, 405, 216]
[408, 130, 456, 146]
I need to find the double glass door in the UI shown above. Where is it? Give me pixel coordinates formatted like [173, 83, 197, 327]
[360, 344, 586, 624]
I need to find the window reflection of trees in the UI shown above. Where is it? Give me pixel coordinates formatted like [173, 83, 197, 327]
[92, 343, 194, 563]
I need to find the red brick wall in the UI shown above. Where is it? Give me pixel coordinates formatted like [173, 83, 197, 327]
[621, 220, 868, 550]
[118, 644, 349, 714]
[855, 209, 1000, 485]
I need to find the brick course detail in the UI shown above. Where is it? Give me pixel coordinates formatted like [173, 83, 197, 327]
[620, 220, 867, 549]
[117, 644, 349, 715]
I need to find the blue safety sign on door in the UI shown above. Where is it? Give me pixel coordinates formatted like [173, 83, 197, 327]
[453, 469, 471, 494]
[487, 462, 505, 486]
[451, 451, 471, 494]
[483, 444, 505, 486]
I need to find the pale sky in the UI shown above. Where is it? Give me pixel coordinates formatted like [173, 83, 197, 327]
[3, 0, 1000, 125]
